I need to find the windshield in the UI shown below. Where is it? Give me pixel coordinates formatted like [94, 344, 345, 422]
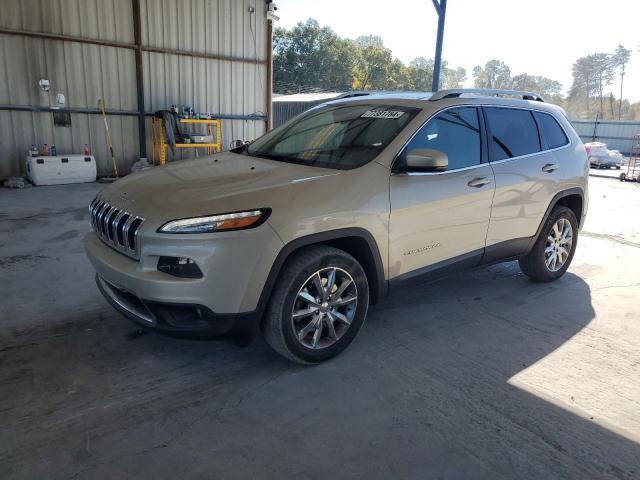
[247, 103, 419, 169]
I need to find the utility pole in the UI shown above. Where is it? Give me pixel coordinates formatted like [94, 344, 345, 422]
[431, 0, 448, 92]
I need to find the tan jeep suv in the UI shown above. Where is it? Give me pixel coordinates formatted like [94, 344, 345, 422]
[85, 89, 588, 364]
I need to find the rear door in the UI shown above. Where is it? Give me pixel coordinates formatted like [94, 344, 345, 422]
[483, 106, 564, 250]
[388, 106, 495, 280]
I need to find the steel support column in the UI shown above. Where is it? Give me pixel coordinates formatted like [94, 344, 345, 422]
[266, 18, 274, 131]
[132, 0, 147, 159]
[431, 0, 448, 92]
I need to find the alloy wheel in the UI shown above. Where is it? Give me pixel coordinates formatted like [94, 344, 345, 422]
[291, 267, 358, 349]
[545, 218, 573, 272]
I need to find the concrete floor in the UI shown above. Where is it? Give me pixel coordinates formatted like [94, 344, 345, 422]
[1, 176, 639, 479]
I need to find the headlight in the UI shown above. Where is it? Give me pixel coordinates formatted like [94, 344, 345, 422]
[158, 209, 270, 234]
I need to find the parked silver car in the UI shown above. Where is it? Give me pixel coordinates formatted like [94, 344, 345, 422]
[86, 89, 589, 364]
[586, 141, 620, 169]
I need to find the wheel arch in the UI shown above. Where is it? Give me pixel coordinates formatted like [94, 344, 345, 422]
[255, 228, 387, 320]
[527, 187, 585, 253]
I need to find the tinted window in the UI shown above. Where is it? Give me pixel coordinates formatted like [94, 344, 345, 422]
[401, 107, 481, 170]
[534, 112, 569, 149]
[247, 104, 418, 170]
[485, 107, 541, 161]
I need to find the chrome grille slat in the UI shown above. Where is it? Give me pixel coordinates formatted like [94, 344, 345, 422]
[93, 202, 106, 230]
[111, 210, 126, 244]
[100, 206, 114, 236]
[122, 216, 135, 252]
[107, 208, 120, 241]
[89, 198, 144, 260]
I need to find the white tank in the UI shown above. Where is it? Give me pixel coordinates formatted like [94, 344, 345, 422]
[26, 154, 97, 186]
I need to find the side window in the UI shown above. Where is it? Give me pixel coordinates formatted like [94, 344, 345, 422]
[401, 107, 481, 170]
[485, 107, 541, 161]
[534, 112, 569, 149]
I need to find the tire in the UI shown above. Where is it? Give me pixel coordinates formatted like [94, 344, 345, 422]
[518, 206, 578, 282]
[262, 245, 369, 364]
[620, 173, 627, 181]
[616, 166, 621, 170]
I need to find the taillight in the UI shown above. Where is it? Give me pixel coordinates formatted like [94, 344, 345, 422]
[585, 146, 591, 156]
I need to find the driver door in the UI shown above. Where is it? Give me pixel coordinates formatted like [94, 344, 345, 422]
[389, 106, 495, 280]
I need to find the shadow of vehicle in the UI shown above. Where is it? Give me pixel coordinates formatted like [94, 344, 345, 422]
[1, 262, 639, 479]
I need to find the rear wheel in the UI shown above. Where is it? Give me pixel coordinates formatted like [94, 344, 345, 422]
[519, 206, 578, 282]
[262, 246, 369, 364]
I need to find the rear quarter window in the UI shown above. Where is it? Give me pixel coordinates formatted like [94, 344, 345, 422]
[485, 107, 541, 161]
[533, 112, 569, 149]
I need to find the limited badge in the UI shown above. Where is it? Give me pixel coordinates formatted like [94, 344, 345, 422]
[361, 110, 405, 119]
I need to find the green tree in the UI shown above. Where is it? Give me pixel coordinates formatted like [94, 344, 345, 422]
[274, 19, 468, 94]
[569, 56, 599, 117]
[273, 19, 356, 93]
[352, 37, 396, 90]
[613, 45, 632, 119]
[407, 58, 466, 91]
[472, 60, 512, 89]
[386, 58, 412, 90]
[511, 73, 563, 104]
[354, 35, 385, 49]
[442, 66, 467, 89]
[408, 57, 434, 91]
[591, 53, 615, 116]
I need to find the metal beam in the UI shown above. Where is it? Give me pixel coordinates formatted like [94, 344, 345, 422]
[142, 45, 267, 65]
[431, 0, 447, 92]
[0, 27, 267, 66]
[0, 104, 266, 121]
[0, 105, 139, 116]
[431, 0, 441, 15]
[132, 0, 147, 159]
[266, 17, 274, 131]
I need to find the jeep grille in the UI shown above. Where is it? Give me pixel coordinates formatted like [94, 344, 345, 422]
[89, 198, 144, 260]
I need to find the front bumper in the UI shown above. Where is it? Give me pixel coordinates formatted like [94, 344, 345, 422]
[96, 274, 257, 337]
[85, 222, 284, 337]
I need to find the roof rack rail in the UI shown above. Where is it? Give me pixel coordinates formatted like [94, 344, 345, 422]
[430, 88, 545, 102]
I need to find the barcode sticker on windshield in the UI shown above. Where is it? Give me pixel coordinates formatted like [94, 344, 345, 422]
[361, 110, 405, 119]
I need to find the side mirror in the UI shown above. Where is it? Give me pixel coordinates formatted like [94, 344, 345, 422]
[404, 148, 448, 172]
[230, 139, 246, 149]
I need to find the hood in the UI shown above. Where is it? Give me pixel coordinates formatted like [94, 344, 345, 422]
[99, 152, 341, 226]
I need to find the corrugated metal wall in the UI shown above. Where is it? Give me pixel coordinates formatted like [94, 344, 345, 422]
[571, 120, 640, 155]
[141, 0, 268, 159]
[0, 0, 268, 178]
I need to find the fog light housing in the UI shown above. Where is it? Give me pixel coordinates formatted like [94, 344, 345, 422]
[157, 256, 203, 279]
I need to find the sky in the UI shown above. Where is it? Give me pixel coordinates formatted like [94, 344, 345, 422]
[274, 0, 640, 102]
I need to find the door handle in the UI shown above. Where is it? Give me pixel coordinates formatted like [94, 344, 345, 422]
[542, 163, 559, 173]
[467, 177, 491, 188]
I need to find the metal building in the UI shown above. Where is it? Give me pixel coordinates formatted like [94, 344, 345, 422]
[571, 120, 640, 155]
[0, 0, 272, 178]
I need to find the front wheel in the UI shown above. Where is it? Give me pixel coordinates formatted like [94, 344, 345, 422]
[519, 206, 578, 282]
[262, 246, 369, 364]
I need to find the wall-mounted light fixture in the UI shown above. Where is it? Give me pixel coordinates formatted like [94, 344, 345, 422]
[38, 78, 50, 92]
